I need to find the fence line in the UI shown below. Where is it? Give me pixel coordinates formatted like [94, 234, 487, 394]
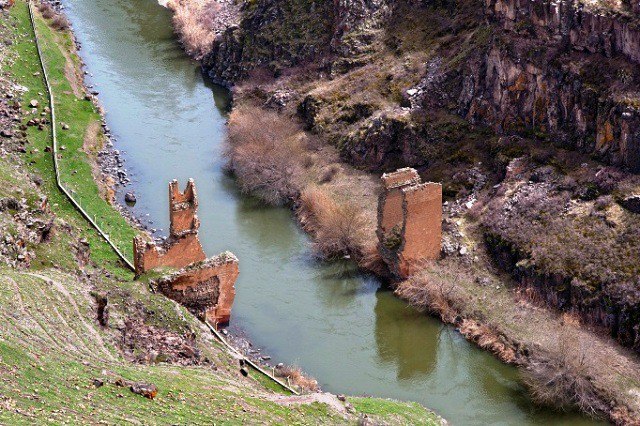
[204, 321, 300, 395]
[27, 0, 135, 271]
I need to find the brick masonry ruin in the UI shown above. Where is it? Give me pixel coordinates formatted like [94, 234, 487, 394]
[133, 179, 207, 274]
[134, 179, 239, 325]
[377, 168, 442, 279]
[152, 253, 239, 325]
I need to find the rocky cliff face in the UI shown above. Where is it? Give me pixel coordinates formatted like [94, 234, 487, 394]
[201, 0, 392, 85]
[460, 0, 640, 171]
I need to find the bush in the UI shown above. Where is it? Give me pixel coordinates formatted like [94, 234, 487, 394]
[225, 106, 304, 205]
[299, 186, 369, 259]
[50, 14, 70, 31]
[318, 164, 340, 183]
[169, 0, 220, 59]
[395, 268, 464, 323]
[274, 365, 319, 393]
[522, 328, 607, 417]
[37, 2, 55, 19]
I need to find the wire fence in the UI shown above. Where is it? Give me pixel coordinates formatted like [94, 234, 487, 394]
[27, 0, 134, 271]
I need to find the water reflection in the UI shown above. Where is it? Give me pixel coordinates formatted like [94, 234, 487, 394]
[374, 289, 438, 381]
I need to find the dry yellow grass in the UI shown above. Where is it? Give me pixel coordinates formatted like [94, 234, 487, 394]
[167, 0, 219, 59]
[299, 186, 369, 259]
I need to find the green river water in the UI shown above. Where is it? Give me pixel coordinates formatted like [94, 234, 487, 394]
[63, 1, 603, 424]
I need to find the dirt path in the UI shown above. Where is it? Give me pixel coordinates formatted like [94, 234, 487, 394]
[26, 272, 116, 361]
[268, 392, 348, 416]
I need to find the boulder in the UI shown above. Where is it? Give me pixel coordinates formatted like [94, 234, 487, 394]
[124, 192, 136, 204]
[619, 195, 640, 214]
[129, 382, 158, 399]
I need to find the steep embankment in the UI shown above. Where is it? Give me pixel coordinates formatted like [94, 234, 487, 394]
[0, 1, 443, 423]
[165, 0, 640, 423]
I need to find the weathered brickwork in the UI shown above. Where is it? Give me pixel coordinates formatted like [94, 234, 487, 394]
[133, 179, 206, 275]
[133, 179, 239, 325]
[377, 168, 442, 279]
[152, 253, 239, 325]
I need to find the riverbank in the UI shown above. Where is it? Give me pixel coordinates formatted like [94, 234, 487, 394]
[162, 0, 640, 423]
[0, 1, 445, 423]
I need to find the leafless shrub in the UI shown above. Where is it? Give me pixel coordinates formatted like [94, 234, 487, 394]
[225, 106, 304, 205]
[356, 242, 389, 276]
[38, 2, 55, 19]
[319, 164, 340, 183]
[302, 154, 315, 169]
[169, 0, 219, 59]
[522, 328, 607, 417]
[395, 268, 465, 323]
[299, 186, 369, 259]
[593, 195, 612, 211]
[50, 14, 70, 31]
[246, 67, 276, 85]
[275, 365, 319, 393]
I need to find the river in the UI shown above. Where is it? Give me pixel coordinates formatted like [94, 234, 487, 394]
[62, 0, 601, 424]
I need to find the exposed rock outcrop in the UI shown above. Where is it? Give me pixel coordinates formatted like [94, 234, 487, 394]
[201, 0, 392, 85]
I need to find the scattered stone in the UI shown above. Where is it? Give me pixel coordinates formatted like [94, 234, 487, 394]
[29, 99, 38, 108]
[60, 122, 69, 130]
[619, 194, 640, 214]
[92, 378, 104, 388]
[124, 192, 136, 204]
[0, 129, 13, 138]
[130, 382, 158, 399]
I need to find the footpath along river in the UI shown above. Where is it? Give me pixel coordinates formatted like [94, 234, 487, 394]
[63, 1, 602, 424]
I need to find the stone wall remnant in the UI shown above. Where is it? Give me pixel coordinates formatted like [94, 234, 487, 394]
[133, 179, 206, 276]
[152, 252, 239, 325]
[377, 168, 442, 279]
[133, 179, 239, 325]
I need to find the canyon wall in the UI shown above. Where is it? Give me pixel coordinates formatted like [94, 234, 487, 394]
[201, 0, 392, 85]
[192, 0, 640, 351]
[460, 0, 640, 171]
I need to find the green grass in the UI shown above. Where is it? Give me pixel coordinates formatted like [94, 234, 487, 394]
[350, 397, 442, 425]
[0, 268, 443, 424]
[7, 0, 136, 278]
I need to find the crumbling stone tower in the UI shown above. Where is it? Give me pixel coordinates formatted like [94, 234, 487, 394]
[377, 168, 442, 279]
[169, 179, 200, 236]
[133, 179, 206, 276]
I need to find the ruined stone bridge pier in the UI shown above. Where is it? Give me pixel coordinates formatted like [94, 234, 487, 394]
[133, 179, 239, 325]
[377, 168, 442, 280]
